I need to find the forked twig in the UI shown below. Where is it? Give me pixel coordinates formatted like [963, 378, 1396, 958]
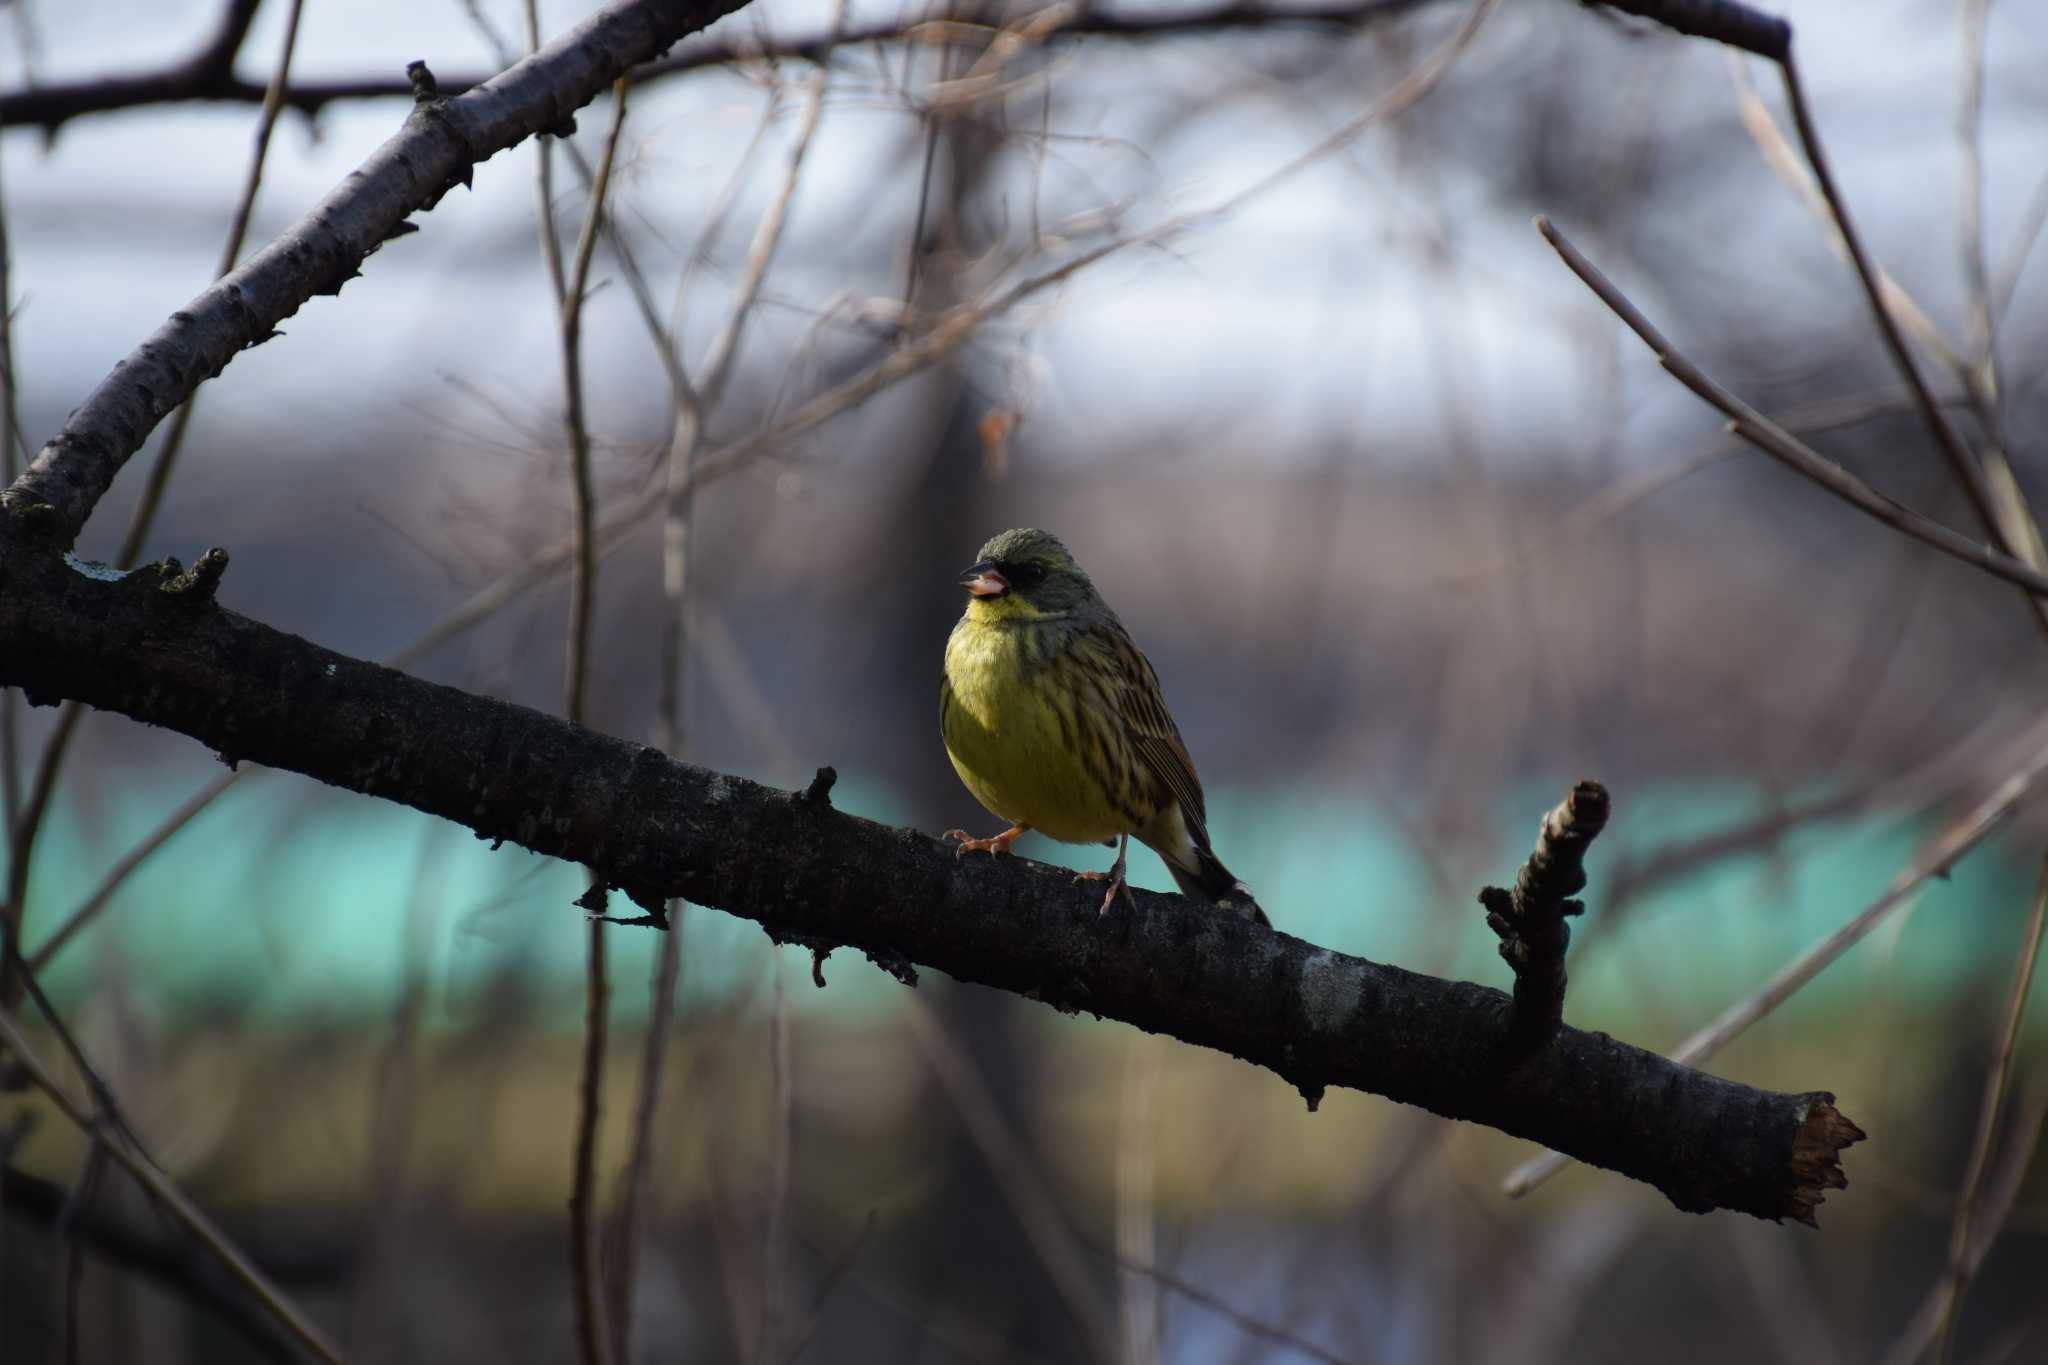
[1923, 852, 2048, 1365]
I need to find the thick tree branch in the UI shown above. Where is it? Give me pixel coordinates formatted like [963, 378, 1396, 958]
[0, 0, 752, 549]
[0, 534, 1862, 1224]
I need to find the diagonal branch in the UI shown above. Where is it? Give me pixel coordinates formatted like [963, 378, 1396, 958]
[1535, 217, 2048, 602]
[0, 0, 754, 549]
[0, 535, 1862, 1225]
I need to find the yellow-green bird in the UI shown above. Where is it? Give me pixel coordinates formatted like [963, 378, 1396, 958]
[940, 528, 1269, 924]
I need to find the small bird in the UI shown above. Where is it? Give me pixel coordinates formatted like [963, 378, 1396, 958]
[940, 528, 1268, 924]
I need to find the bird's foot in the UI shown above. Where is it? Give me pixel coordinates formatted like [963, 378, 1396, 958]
[1072, 867, 1137, 915]
[944, 824, 1027, 859]
[1074, 835, 1136, 914]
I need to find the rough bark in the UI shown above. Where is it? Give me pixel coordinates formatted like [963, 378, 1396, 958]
[0, 531, 1862, 1223]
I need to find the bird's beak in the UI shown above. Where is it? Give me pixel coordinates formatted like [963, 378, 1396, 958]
[960, 561, 1009, 598]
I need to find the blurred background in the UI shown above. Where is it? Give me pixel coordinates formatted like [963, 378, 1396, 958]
[4, 0, 2048, 1360]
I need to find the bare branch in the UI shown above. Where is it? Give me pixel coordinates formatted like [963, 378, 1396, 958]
[1924, 852, 2048, 1365]
[0, 0, 756, 547]
[0, 1, 1448, 130]
[0, 999, 346, 1364]
[0, 539, 1865, 1224]
[1775, 54, 2048, 635]
[1535, 217, 2048, 602]
[551, 72, 634, 1365]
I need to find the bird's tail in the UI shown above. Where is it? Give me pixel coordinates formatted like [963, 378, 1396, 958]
[1165, 844, 1270, 927]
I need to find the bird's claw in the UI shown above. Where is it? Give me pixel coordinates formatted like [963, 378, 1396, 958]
[945, 827, 1022, 859]
[1073, 867, 1137, 915]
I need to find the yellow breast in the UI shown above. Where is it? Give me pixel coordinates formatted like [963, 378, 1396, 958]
[941, 616, 1136, 845]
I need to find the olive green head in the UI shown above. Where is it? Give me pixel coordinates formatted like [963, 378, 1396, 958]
[958, 528, 1099, 620]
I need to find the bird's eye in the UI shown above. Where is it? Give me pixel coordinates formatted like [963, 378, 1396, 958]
[1012, 561, 1048, 586]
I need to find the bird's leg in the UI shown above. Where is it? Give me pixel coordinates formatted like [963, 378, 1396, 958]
[1073, 834, 1136, 915]
[944, 823, 1029, 858]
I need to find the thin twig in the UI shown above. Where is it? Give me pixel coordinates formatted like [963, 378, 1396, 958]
[902, 994, 1118, 1365]
[28, 768, 242, 970]
[570, 903, 614, 1365]
[757, 965, 794, 1363]
[1103, 1249, 1369, 1365]
[909, 992, 1359, 1365]
[1926, 851, 2048, 1365]
[663, 17, 835, 757]
[1115, 1034, 1161, 1365]
[1198, 0, 1498, 223]
[1882, 1085, 2048, 1365]
[698, 46, 835, 411]
[1504, 725, 2048, 1198]
[3, 0, 306, 999]
[549, 69, 634, 1365]
[0, 0, 1448, 129]
[1535, 217, 2048, 601]
[61, 1140, 110, 1365]
[0, 1005, 347, 1364]
[1422, 387, 1963, 590]
[526, 0, 569, 310]
[773, 1210, 878, 1365]
[389, 226, 1161, 673]
[1723, 57, 1962, 375]
[604, 903, 683, 1365]
[555, 135, 695, 412]
[2, 920, 157, 1172]
[3, 143, 29, 866]
[4, 0, 1496, 846]
[0, 138, 21, 481]
[1957, 0, 1993, 364]
[1727, 53, 2048, 586]
[116, 0, 307, 571]
[558, 80, 630, 726]
[2, 700, 81, 997]
[1776, 54, 2048, 634]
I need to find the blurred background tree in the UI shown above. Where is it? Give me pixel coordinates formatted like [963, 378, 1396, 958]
[3, 0, 2047, 1361]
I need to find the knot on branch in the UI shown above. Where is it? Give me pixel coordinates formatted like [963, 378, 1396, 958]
[762, 924, 917, 989]
[0, 491, 63, 541]
[406, 60, 439, 102]
[797, 765, 838, 807]
[156, 547, 229, 603]
[1483, 779, 1610, 1041]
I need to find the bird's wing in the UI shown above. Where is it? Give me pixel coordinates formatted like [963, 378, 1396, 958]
[1106, 623, 1212, 848]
